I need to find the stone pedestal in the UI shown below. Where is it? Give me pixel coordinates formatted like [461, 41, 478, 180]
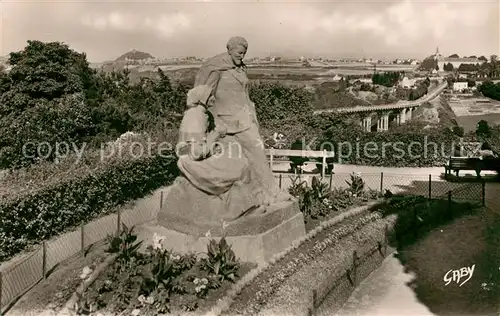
[136, 180, 307, 266]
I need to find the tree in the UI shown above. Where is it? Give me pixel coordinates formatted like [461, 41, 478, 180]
[489, 55, 499, 78]
[371, 71, 401, 87]
[479, 56, 488, 62]
[476, 120, 491, 138]
[452, 125, 464, 137]
[418, 56, 438, 71]
[449, 54, 459, 58]
[0, 40, 96, 168]
[3, 40, 94, 105]
[478, 80, 500, 100]
[443, 63, 454, 72]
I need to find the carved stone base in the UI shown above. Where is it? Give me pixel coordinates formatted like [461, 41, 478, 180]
[136, 199, 306, 265]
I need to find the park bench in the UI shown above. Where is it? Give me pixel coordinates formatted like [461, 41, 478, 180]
[265, 149, 335, 177]
[444, 156, 500, 178]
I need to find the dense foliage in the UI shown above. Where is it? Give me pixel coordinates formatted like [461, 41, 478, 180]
[78, 226, 244, 315]
[288, 174, 381, 223]
[0, 41, 187, 169]
[0, 152, 179, 262]
[371, 71, 402, 87]
[478, 80, 500, 101]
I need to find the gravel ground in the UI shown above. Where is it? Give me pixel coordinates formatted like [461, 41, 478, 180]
[255, 216, 395, 316]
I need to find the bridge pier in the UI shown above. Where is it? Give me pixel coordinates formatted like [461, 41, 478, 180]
[400, 108, 407, 124]
[377, 113, 389, 132]
[362, 116, 372, 132]
[407, 107, 412, 121]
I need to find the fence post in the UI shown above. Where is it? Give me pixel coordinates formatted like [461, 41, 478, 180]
[117, 208, 121, 235]
[384, 224, 389, 256]
[279, 173, 282, 189]
[160, 190, 164, 210]
[312, 289, 318, 310]
[481, 181, 486, 207]
[80, 222, 85, 252]
[0, 270, 3, 313]
[329, 173, 333, 188]
[42, 241, 47, 280]
[428, 174, 432, 200]
[380, 172, 384, 193]
[448, 191, 452, 219]
[352, 250, 358, 285]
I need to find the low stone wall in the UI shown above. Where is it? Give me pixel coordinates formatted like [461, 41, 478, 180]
[253, 213, 397, 316]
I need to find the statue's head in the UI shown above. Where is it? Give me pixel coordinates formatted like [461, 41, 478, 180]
[226, 36, 248, 66]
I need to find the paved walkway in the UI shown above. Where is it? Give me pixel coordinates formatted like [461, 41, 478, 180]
[316, 253, 435, 316]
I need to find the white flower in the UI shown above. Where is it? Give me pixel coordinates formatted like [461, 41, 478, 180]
[131, 309, 141, 316]
[169, 254, 181, 261]
[205, 230, 212, 238]
[193, 278, 200, 285]
[137, 295, 146, 303]
[79, 266, 93, 279]
[195, 284, 207, 293]
[152, 233, 165, 250]
[145, 296, 155, 304]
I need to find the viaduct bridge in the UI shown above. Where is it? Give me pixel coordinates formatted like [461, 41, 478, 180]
[313, 81, 448, 132]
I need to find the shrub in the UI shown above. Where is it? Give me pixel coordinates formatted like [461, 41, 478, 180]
[0, 151, 179, 262]
[200, 237, 240, 282]
[320, 121, 459, 167]
[78, 229, 241, 315]
[287, 175, 381, 222]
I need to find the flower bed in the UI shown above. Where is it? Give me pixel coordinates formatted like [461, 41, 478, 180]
[215, 195, 482, 316]
[75, 225, 256, 316]
[218, 209, 383, 316]
[288, 173, 383, 231]
[0, 135, 179, 262]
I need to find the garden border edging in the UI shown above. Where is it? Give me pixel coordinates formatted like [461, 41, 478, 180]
[56, 254, 118, 316]
[206, 200, 383, 316]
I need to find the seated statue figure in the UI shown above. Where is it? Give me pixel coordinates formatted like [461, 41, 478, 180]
[173, 85, 261, 231]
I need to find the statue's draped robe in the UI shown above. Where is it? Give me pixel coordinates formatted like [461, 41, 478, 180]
[176, 105, 258, 221]
[195, 53, 282, 204]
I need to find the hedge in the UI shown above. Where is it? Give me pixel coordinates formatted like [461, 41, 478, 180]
[318, 121, 460, 167]
[0, 151, 179, 262]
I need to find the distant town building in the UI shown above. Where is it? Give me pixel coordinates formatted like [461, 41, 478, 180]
[453, 81, 468, 91]
[433, 46, 484, 71]
[399, 76, 416, 88]
[332, 74, 343, 82]
[357, 78, 373, 84]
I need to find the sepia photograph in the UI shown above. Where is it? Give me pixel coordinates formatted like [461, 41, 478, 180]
[0, 0, 499, 315]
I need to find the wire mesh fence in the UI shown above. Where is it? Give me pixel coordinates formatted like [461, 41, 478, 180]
[0, 172, 488, 315]
[0, 188, 163, 315]
[274, 172, 485, 205]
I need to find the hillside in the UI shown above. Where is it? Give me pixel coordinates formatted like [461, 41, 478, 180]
[115, 49, 154, 62]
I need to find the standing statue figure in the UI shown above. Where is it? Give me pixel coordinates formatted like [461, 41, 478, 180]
[194, 36, 292, 205]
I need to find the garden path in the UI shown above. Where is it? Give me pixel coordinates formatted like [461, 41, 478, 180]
[316, 253, 435, 316]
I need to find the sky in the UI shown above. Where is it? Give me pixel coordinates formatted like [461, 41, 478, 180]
[1, 0, 499, 62]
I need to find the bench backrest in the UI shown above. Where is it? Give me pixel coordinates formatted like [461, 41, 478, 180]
[449, 157, 500, 169]
[265, 149, 335, 158]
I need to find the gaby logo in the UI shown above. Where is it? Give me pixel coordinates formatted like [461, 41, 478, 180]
[443, 264, 475, 287]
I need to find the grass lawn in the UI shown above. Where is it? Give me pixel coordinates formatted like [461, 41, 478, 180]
[457, 113, 500, 133]
[395, 208, 500, 316]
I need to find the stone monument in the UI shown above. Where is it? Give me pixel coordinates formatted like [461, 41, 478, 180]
[136, 36, 306, 266]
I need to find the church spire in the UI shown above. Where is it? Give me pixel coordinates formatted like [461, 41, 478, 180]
[435, 46, 440, 56]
